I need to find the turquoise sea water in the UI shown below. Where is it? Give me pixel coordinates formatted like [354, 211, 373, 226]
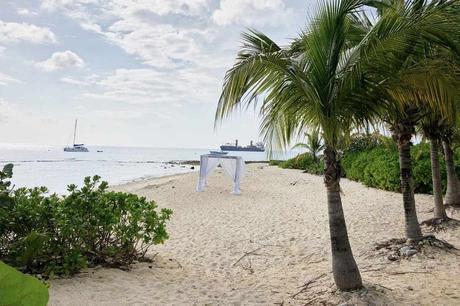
[0, 145, 297, 194]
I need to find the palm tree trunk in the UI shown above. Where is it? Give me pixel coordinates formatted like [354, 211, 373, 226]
[394, 129, 423, 241]
[429, 139, 447, 219]
[323, 146, 362, 290]
[442, 139, 460, 206]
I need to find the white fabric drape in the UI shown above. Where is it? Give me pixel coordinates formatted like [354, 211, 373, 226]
[196, 155, 220, 192]
[196, 155, 245, 194]
[220, 157, 245, 194]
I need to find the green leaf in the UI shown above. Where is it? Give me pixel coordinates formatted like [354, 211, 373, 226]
[2, 164, 13, 179]
[0, 261, 49, 306]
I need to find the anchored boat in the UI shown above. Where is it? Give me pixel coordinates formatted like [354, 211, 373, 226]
[220, 140, 264, 152]
[64, 119, 89, 152]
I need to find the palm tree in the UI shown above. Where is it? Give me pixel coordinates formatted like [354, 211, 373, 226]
[442, 126, 460, 206]
[379, 67, 458, 239]
[419, 113, 450, 220]
[291, 128, 324, 162]
[216, 0, 459, 290]
[364, 0, 460, 240]
[216, 0, 374, 290]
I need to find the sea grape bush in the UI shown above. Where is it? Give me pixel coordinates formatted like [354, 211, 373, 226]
[278, 153, 324, 175]
[0, 163, 13, 206]
[274, 135, 460, 194]
[0, 167, 172, 277]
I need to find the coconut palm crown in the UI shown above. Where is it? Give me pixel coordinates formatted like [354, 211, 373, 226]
[291, 128, 324, 162]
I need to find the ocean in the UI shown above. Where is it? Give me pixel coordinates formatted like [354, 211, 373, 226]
[0, 145, 297, 194]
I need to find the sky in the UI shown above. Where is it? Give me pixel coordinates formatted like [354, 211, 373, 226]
[0, 0, 317, 149]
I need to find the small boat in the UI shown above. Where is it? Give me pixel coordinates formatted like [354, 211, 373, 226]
[64, 119, 89, 152]
[97, 150, 103, 153]
[210, 151, 228, 155]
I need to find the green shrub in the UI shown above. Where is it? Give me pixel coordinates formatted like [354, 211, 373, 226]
[342, 146, 401, 191]
[279, 134, 460, 194]
[342, 140, 459, 194]
[279, 153, 324, 175]
[0, 167, 172, 277]
[345, 132, 387, 153]
[268, 160, 283, 166]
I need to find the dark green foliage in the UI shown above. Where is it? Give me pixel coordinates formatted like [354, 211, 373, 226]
[0, 164, 14, 207]
[279, 135, 460, 194]
[342, 145, 401, 191]
[342, 141, 460, 194]
[0, 171, 172, 277]
[279, 153, 324, 175]
[344, 133, 388, 153]
[268, 160, 283, 166]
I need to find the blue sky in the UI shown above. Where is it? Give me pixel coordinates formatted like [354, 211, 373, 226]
[0, 0, 317, 148]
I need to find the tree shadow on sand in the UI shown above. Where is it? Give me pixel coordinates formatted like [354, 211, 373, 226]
[370, 235, 458, 262]
[420, 217, 460, 232]
[287, 276, 400, 305]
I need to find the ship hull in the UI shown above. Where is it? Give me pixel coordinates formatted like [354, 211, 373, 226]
[220, 146, 264, 152]
[64, 146, 89, 152]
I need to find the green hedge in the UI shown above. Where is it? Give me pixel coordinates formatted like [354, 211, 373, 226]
[342, 145, 401, 191]
[278, 153, 324, 175]
[0, 165, 172, 277]
[274, 136, 460, 194]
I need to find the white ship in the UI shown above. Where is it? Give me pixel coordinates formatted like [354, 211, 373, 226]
[64, 119, 89, 152]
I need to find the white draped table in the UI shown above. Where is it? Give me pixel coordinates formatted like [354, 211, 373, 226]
[196, 154, 245, 194]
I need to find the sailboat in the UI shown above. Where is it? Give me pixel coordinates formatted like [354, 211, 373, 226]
[64, 119, 89, 152]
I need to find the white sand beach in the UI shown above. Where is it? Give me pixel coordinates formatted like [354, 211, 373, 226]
[49, 164, 460, 305]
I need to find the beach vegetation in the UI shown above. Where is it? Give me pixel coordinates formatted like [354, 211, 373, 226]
[281, 134, 460, 194]
[216, 0, 378, 290]
[0, 168, 172, 277]
[291, 128, 324, 163]
[216, 0, 459, 290]
[442, 127, 460, 206]
[364, 0, 460, 241]
[279, 153, 324, 175]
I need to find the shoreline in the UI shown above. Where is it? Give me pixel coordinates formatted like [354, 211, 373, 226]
[168, 159, 271, 165]
[111, 160, 271, 189]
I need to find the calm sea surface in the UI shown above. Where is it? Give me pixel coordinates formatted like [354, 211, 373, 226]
[0, 145, 297, 194]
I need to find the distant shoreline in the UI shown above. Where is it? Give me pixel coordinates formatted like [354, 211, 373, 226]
[111, 160, 272, 189]
[168, 160, 271, 166]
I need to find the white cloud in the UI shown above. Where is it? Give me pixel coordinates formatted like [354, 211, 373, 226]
[61, 74, 98, 86]
[212, 0, 294, 27]
[0, 72, 23, 86]
[83, 67, 220, 105]
[35, 50, 85, 72]
[17, 8, 38, 16]
[61, 77, 89, 86]
[108, 0, 211, 16]
[0, 20, 57, 44]
[37, 0, 295, 70]
[40, 0, 99, 11]
[84, 69, 175, 104]
[35, 0, 300, 107]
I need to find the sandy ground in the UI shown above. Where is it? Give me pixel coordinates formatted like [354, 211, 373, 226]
[49, 164, 460, 305]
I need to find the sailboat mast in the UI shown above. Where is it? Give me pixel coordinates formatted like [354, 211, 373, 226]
[73, 119, 77, 145]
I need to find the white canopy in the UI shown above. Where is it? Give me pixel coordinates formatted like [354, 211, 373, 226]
[196, 154, 245, 195]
